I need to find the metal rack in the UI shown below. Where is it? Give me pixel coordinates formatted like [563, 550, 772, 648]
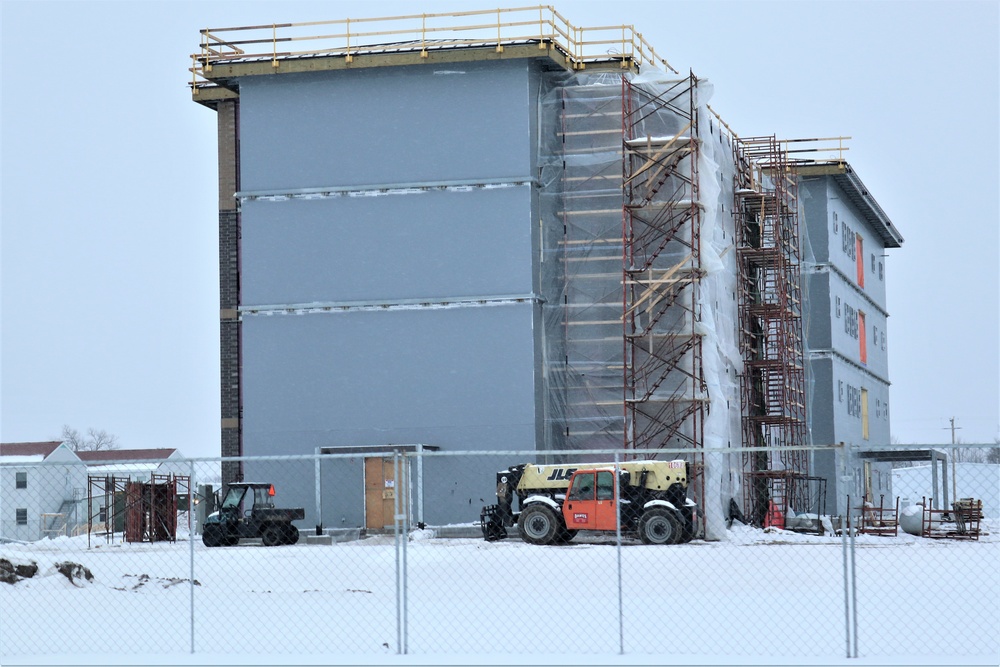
[921, 497, 982, 540]
[853, 494, 899, 537]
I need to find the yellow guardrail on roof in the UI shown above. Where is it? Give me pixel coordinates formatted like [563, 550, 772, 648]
[190, 5, 676, 90]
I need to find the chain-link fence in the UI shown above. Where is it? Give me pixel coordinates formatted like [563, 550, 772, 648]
[1, 445, 997, 661]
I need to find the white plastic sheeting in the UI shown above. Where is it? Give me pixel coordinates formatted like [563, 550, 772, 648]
[537, 68, 742, 538]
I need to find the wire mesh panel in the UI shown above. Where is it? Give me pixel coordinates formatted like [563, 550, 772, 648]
[406, 451, 622, 654]
[189, 455, 399, 655]
[0, 459, 194, 656]
[2, 447, 998, 661]
[850, 444, 999, 660]
[621, 531, 847, 657]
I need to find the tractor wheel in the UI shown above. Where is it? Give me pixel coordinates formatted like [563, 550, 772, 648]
[282, 524, 300, 545]
[680, 507, 695, 543]
[517, 504, 561, 545]
[262, 525, 283, 547]
[639, 507, 683, 545]
[202, 524, 224, 548]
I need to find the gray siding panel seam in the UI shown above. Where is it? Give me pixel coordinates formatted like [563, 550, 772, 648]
[805, 262, 889, 317]
[237, 178, 534, 200]
[240, 293, 544, 315]
[808, 350, 891, 385]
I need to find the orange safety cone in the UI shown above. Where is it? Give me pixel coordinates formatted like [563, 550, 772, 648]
[763, 500, 784, 529]
[268, 484, 275, 497]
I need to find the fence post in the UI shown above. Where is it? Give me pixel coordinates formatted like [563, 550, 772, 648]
[402, 450, 409, 655]
[314, 447, 323, 535]
[849, 508, 858, 658]
[394, 451, 402, 654]
[416, 444, 424, 527]
[840, 448, 853, 659]
[188, 457, 196, 654]
[615, 451, 624, 655]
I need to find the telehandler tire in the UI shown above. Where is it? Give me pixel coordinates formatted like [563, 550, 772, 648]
[680, 507, 695, 543]
[518, 504, 561, 545]
[639, 507, 683, 545]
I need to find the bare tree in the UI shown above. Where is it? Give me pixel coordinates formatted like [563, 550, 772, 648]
[61, 425, 85, 451]
[85, 428, 119, 451]
[61, 424, 120, 451]
[987, 437, 1000, 465]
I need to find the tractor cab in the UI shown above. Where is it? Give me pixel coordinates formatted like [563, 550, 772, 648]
[562, 469, 621, 532]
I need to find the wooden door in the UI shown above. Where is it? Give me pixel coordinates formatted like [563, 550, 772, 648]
[859, 311, 867, 365]
[364, 457, 409, 532]
[855, 234, 865, 287]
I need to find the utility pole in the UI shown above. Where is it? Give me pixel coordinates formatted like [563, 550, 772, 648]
[943, 417, 962, 502]
[944, 416, 962, 445]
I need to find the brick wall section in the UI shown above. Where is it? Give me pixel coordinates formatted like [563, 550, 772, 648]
[217, 99, 243, 483]
[219, 209, 240, 313]
[217, 101, 239, 212]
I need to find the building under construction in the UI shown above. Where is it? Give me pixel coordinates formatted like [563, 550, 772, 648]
[191, 7, 902, 533]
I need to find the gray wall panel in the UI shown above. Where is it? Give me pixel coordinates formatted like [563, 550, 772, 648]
[804, 273, 832, 351]
[239, 61, 535, 191]
[241, 305, 537, 525]
[808, 357, 835, 446]
[241, 187, 534, 305]
[800, 178, 829, 264]
[827, 180, 888, 306]
[242, 306, 536, 436]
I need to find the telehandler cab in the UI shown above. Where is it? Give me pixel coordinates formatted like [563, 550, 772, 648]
[481, 460, 696, 545]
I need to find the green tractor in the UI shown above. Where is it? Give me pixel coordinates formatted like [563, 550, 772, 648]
[202, 482, 304, 547]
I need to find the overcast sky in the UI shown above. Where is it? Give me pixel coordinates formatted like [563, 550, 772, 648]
[2, 0, 997, 458]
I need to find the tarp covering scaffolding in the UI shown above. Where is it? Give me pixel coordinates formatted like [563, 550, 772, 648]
[537, 68, 742, 539]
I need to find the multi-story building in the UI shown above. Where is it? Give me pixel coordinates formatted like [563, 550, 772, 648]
[799, 164, 904, 513]
[190, 7, 901, 532]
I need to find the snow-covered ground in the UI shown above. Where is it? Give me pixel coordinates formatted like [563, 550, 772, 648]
[2, 521, 998, 666]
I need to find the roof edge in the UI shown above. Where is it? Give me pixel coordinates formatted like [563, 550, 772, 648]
[800, 162, 903, 248]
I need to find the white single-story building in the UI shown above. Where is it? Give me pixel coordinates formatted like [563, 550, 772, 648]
[1, 442, 186, 541]
[0, 441, 85, 542]
[893, 462, 1000, 519]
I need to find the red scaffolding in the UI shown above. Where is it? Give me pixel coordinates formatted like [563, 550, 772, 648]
[87, 473, 191, 546]
[733, 135, 809, 526]
[621, 73, 706, 527]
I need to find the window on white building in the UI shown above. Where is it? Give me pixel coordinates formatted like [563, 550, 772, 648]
[15, 472, 27, 489]
[16, 508, 28, 525]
